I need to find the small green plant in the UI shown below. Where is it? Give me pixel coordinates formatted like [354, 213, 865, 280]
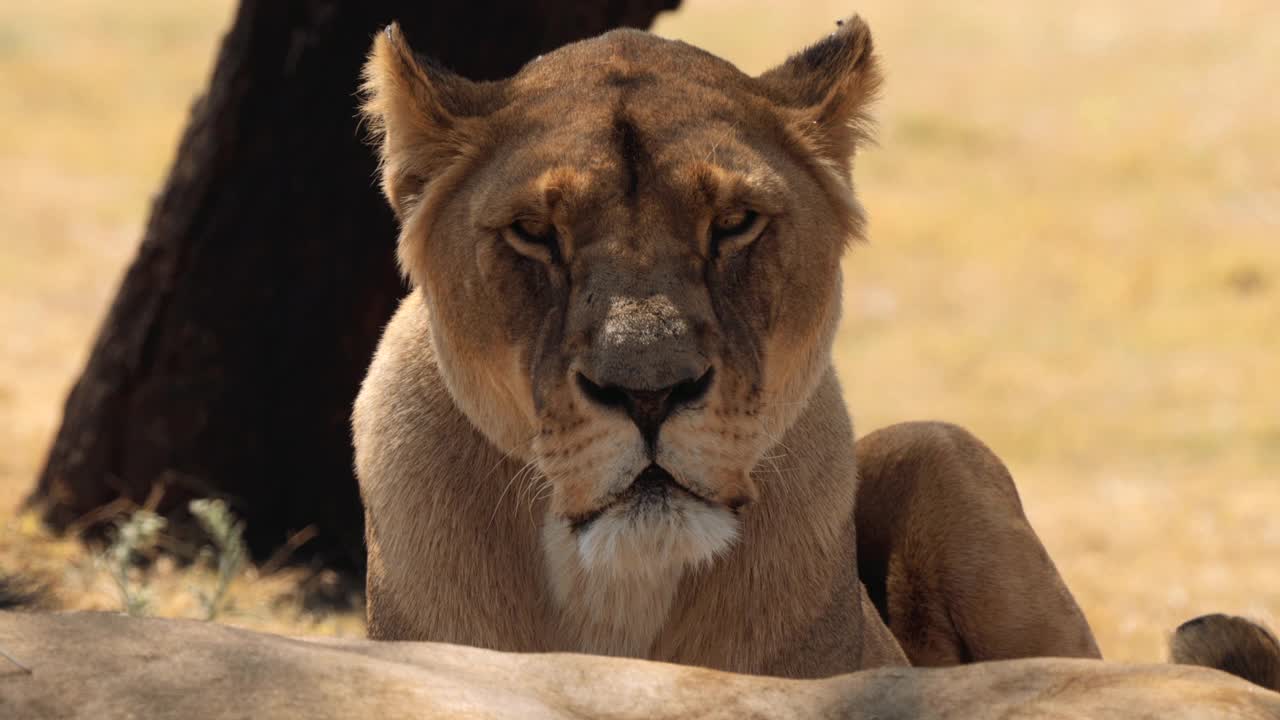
[188, 498, 247, 620]
[97, 500, 248, 620]
[102, 510, 166, 616]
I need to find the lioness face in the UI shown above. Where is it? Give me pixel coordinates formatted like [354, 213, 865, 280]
[365, 23, 880, 576]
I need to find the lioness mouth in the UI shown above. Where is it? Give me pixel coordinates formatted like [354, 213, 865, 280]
[567, 464, 710, 533]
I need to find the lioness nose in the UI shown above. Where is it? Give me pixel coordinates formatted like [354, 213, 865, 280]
[576, 367, 714, 449]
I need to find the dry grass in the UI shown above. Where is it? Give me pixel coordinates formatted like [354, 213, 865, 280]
[2, 0, 1277, 659]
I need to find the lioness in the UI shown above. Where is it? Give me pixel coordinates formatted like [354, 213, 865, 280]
[353, 18, 1105, 677]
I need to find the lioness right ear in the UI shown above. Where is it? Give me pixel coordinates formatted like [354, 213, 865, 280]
[756, 16, 882, 180]
[361, 24, 500, 221]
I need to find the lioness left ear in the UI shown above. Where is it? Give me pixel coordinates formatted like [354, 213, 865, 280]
[757, 16, 882, 178]
[361, 24, 502, 221]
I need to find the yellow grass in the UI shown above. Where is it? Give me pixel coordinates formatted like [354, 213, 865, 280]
[1, 0, 1277, 659]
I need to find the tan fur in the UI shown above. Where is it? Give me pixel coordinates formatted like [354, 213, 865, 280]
[7, 612, 1280, 720]
[1172, 614, 1280, 692]
[855, 422, 1102, 665]
[353, 18, 1101, 677]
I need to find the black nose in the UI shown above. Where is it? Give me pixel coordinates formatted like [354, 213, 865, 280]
[576, 367, 714, 449]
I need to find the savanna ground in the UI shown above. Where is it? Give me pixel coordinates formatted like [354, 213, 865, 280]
[1, 0, 1276, 660]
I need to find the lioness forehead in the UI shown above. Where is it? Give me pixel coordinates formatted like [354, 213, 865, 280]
[511, 29, 751, 103]
[474, 32, 790, 232]
[505, 32, 769, 154]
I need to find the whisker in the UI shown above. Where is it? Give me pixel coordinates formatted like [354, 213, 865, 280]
[525, 474, 551, 526]
[763, 453, 786, 485]
[517, 462, 552, 524]
[489, 457, 541, 530]
[754, 417, 793, 456]
[481, 429, 540, 483]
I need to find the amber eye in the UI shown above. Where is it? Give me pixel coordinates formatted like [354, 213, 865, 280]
[505, 217, 561, 263]
[709, 209, 763, 259]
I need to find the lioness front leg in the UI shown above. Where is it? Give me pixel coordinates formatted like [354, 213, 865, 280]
[855, 421, 1101, 665]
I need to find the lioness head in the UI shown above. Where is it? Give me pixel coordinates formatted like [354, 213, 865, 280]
[362, 20, 879, 578]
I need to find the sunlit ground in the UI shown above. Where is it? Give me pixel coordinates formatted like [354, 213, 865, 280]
[1, 0, 1276, 660]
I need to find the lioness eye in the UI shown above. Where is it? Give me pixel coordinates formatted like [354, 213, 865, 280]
[714, 210, 753, 235]
[505, 218, 561, 264]
[710, 209, 763, 259]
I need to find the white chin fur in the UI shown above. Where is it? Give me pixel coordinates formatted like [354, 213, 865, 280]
[576, 498, 739, 578]
[541, 497, 740, 656]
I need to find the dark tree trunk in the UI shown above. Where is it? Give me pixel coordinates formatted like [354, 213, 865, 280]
[31, 0, 678, 570]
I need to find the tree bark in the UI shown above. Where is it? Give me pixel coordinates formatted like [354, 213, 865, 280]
[31, 0, 679, 570]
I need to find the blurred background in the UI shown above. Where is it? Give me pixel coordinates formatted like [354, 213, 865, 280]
[1, 0, 1276, 660]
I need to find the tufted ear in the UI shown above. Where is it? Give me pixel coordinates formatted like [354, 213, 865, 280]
[361, 23, 503, 221]
[756, 16, 882, 176]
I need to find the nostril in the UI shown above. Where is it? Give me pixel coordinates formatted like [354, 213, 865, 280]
[576, 372, 629, 409]
[668, 366, 714, 410]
